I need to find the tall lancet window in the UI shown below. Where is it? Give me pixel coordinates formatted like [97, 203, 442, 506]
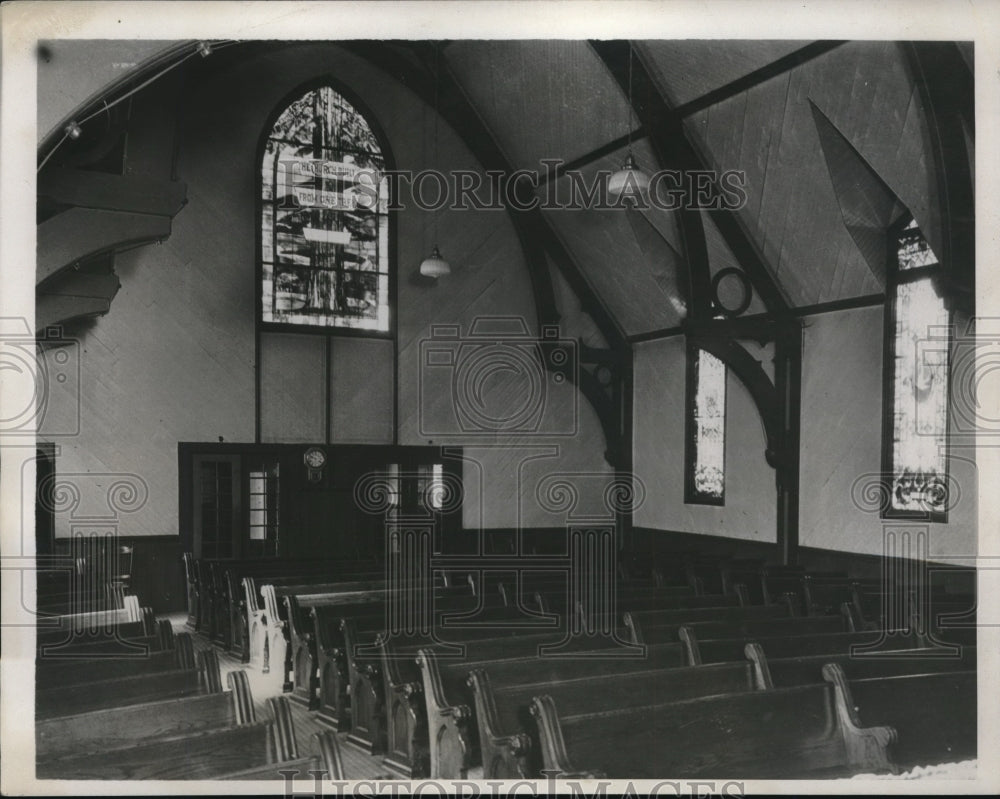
[685, 344, 727, 505]
[260, 83, 392, 333]
[882, 217, 951, 519]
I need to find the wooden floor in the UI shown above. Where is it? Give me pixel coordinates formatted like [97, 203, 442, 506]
[166, 613, 388, 780]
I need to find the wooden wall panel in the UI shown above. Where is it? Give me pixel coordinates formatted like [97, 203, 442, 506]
[259, 333, 327, 444]
[329, 337, 394, 444]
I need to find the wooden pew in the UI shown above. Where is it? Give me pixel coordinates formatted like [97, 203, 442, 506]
[529, 681, 894, 778]
[553, 592, 746, 629]
[468, 659, 755, 779]
[222, 567, 383, 653]
[310, 592, 525, 732]
[849, 583, 953, 631]
[416, 638, 687, 779]
[36, 635, 222, 720]
[341, 601, 557, 757]
[221, 729, 345, 781]
[35, 595, 144, 630]
[823, 663, 976, 771]
[37, 668, 256, 760]
[282, 583, 482, 707]
[38, 692, 343, 780]
[801, 575, 858, 617]
[677, 614, 848, 654]
[679, 626, 925, 666]
[243, 576, 387, 665]
[623, 603, 791, 645]
[192, 556, 380, 641]
[37, 647, 186, 689]
[530, 584, 705, 617]
[377, 625, 633, 778]
[37, 618, 172, 659]
[746, 642, 977, 689]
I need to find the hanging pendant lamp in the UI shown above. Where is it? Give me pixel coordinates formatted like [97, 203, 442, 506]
[419, 43, 451, 280]
[420, 246, 451, 278]
[608, 42, 651, 203]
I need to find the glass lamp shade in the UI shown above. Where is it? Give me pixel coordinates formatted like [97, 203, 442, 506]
[419, 246, 451, 278]
[608, 153, 651, 199]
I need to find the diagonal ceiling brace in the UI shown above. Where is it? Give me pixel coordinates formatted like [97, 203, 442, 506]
[590, 39, 791, 316]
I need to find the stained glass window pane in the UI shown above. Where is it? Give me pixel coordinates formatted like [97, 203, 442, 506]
[261, 86, 390, 332]
[897, 218, 940, 271]
[889, 278, 950, 513]
[691, 349, 726, 501]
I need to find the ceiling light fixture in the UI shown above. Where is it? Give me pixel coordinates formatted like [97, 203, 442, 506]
[608, 41, 651, 204]
[420, 43, 451, 279]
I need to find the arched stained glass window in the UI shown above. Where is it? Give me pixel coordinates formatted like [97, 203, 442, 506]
[260, 84, 391, 332]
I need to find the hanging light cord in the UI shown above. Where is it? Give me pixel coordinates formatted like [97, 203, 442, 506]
[433, 42, 441, 248]
[626, 42, 634, 157]
[38, 40, 236, 172]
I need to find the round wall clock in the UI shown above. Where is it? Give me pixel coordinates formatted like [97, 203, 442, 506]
[303, 447, 327, 482]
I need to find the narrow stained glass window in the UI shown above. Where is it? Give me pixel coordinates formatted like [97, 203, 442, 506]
[261, 84, 391, 332]
[686, 346, 727, 504]
[883, 219, 951, 518]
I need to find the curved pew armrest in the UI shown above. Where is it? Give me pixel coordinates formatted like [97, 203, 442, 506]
[313, 730, 345, 780]
[821, 662, 898, 774]
[267, 695, 300, 762]
[744, 642, 774, 690]
[199, 648, 224, 693]
[175, 632, 196, 669]
[468, 669, 532, 777]
[417, 648, 475, 777]
[622, 611, 642, 646]
[416, 649, 455, 716]
[529, 695, 604, 780]
[227, 669, 258, 724]
[677, 626, 701, 666]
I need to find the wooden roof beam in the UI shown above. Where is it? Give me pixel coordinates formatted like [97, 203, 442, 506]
[590, 39, 790, 316]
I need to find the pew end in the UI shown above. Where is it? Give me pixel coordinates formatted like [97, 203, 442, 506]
[467, 669, 532, 780]
[528, 695, 605, 780]
[821, 662, 899, 775]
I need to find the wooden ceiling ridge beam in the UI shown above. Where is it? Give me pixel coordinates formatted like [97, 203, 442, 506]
[591, 39, 791, 316]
